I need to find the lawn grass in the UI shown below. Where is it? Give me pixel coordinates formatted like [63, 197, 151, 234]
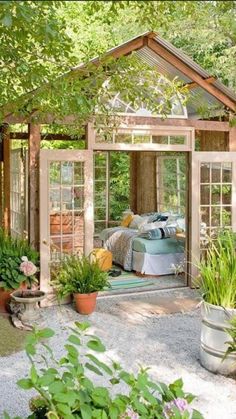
[0, 315, 29, 356]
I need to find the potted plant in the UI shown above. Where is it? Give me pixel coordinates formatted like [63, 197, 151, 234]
[196, 230, 236, 375]
[0, 229, 39, 313]
[52, 254, 110, 314]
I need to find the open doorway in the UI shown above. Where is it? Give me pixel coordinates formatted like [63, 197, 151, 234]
[94, 150, 188, 293]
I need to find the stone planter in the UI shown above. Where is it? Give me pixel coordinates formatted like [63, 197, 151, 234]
[11, 290, 46, 325]
[200, 301, 236, 375]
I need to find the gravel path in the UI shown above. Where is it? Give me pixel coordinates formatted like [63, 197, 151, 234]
[0, 288, 235, 418]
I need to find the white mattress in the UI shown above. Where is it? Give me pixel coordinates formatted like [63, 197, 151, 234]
[132, 251, 185, 276]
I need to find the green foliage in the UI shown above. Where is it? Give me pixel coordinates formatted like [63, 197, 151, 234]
[1, 1, 235, 127]
[196, 230, 236, 308]
[51, 255, 110, 298]
[5, 322, 203, 418]
[224, 316, 236, 362]
[0, 229, 39, 290]
[0, 1, 75, 108]
[109, 153, 130, 221]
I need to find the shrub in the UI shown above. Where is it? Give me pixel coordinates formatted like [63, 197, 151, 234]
[4, 323, 203, 419]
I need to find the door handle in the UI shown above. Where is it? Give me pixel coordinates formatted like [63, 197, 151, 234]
[42, 239, 48, 245]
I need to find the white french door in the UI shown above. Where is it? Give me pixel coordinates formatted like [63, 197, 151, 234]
[40, 150, 93, 294]
[190, 152, 236, 281]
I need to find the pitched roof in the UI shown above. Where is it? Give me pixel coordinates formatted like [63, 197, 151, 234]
[71, 31, 236, 114]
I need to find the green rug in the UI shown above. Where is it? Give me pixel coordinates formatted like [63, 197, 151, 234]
[108, 278, 155, 290]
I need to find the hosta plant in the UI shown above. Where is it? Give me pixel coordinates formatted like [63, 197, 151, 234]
[4, 322, 203, 419]
[0, 229, 39, 290]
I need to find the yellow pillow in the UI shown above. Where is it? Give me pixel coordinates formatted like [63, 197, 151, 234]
[121, 214, 133, 227]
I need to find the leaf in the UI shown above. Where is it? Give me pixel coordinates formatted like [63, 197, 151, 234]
[56, 403, 72, 416]
[109, 405, 119, 419]
[68, 334, 81, 346]
[75, 321, 90, 331]
[85, 362, 103, 376]
[132, 398, 148, 414]
[86, 354, 113, 375]
[2, 14, 12, 27]
[38, 372, 56, 387]
[87, 339, 106, 353]
[25, 344, 36, 356]
[38, 328, 55, 339]
[109, 377, 120, 385]
[30, 365, 38, 384]
[17, 378, 33, 390]
[54, 391, 77, 406]
[192, 410, 204, 419]
[65, 344, 79, 358]
[91, 387, 110, 407]
[48, 381, 65, 394]
[81, 404, 93, 419]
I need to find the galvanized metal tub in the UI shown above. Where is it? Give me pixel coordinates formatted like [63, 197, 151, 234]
[200, 301, 236, 375]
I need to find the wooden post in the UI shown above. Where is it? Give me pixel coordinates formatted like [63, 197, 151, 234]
[229, 127, 236, 151]
[0, 162, 2, 227]
[130, 152, 138, 213]
[2, 124, 11, 232]
[28, 123, 41, 250]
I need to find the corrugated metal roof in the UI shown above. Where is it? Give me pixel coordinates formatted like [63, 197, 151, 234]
[136, 47, 191, 83]
[71, 31, 236, 112]
[135, 46, 223, 117]
[154, 35, 236, 103]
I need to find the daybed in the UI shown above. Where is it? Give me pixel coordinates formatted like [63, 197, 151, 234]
[99, 213, 185, 276]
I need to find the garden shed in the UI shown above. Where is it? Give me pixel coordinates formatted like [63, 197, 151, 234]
[1, 31, 236, 302]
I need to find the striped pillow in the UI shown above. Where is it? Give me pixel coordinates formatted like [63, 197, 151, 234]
[160, 226, 176, 238]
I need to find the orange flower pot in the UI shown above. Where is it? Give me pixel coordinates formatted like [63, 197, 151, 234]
[0, 283, 29, 313]
[0, 288, 12, 313]
[74, 292, 98, 315]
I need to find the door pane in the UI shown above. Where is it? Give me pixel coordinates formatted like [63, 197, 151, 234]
[49, 161, 85, 261]
[200, 161, 233, 249]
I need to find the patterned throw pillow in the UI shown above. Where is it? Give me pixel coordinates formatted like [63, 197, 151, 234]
[121, 214, 133, 227]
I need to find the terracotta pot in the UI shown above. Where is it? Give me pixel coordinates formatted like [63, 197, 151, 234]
[74, 292, 98, 315]
[0, 288, 12, 313]
[0, 283, 28, 314]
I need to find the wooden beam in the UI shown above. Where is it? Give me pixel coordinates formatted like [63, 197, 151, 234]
[0, 162, 3, 227]
[72, 33, 148, 72]
[229, 126, 236, 151]
[28, 123, 41, 250]
[122, 116, 230, 131]
[184, 77, 215, 90]
[2, 124, 11, 232]
[147, 38, 236, 112]
[5, 113, 231, 132]
[10, 132, 85, 141]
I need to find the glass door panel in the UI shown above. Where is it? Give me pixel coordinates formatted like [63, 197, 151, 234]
[191, 152, 236, 282]
[40, 150, 93, 294]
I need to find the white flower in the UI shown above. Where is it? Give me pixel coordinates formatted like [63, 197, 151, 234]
[21, 256, 28, 262]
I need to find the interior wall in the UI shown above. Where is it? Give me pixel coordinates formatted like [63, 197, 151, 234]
[130, 151, 157, 214]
